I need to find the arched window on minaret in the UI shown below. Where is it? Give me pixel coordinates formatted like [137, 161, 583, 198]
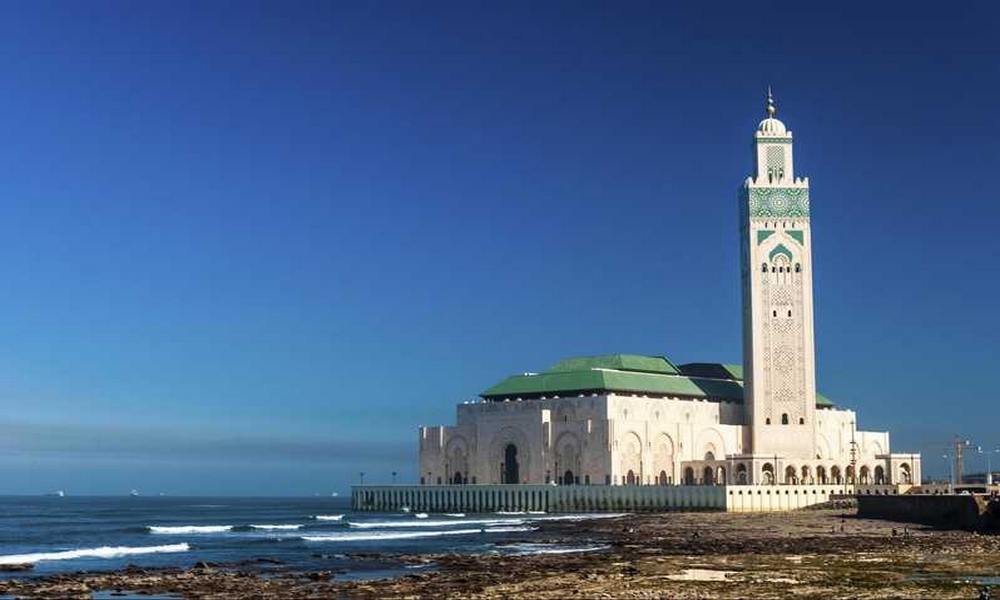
[781, 413, 789, 425]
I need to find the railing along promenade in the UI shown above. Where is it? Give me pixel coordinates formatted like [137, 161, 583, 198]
[351, 483, 911, 513]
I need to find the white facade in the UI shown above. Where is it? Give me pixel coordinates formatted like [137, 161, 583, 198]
[419, 95, 921, 490]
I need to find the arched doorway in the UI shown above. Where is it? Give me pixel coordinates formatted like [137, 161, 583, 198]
[563, 469, 575, 485]
[762, 463, 775, 485]
[874, 465, 885, 485]
[703, 466, 714, 486]
[452, 472, 465, 485]
[736, 463, 748, 484]
[785, 465, 798, 484]
[801, 466, 811, 484]
[626, 469, 638, 486]
[683, 467, 695, 485]
[502, 444, 519, 484]
[860, 466, 871, 484]
[817, 466, 827, 484]
[899, 463, 912, 484]
[845, 465, 856, 484]
[716, 466, 727, 485]
[831, 466, 842, 484]
[658, 470, 668, 485]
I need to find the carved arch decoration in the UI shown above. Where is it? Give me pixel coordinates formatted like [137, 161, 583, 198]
[815, 433, 833, 460]
[651, 432, 675, 483]
[553, 431, 583, 483]
[695, 427, 727, 461]
[444, 435, 471, 483]
[619, 431, 643, 483]
[488, 426, 532, 484]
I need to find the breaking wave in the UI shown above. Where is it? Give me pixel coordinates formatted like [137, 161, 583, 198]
[313, 515, 344, 521]
[503, 543, 610, 555]
[529, 513, 629, 522]
[148, 525, 233, 534]
[0, 543, 190, 565]
[303, 526, 536, 542]
[349, 517, 521, 529]
[248, 524, 302, 531]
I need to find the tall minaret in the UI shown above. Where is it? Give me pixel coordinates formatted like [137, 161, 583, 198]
[740, 90, 818, 460]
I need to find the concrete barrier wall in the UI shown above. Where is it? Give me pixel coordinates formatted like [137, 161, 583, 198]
[857, 494, 1000, 531]
[352, 484, 726, 513]
[351, 484, 912, 513]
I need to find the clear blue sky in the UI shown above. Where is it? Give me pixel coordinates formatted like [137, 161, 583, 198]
[0, 2, 996, 495]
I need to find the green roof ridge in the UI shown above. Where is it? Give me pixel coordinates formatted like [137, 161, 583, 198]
[546, 354, 679, 375]
[482, 356, 836, 408]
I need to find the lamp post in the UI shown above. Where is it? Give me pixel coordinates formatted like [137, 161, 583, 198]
[391, 471, 397, 485]
[943, 454, 953, 493]
[359, 471, 365, 486]
[978, 447, 1000, 485]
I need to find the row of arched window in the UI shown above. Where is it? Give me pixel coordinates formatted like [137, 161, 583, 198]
[765, 413, 806, 426]
[762, 263, 801, 273]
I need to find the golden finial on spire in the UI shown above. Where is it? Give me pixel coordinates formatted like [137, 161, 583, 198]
[766, 86, 776, 118]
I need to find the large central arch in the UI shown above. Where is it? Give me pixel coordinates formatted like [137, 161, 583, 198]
[489, 426, 531, 484]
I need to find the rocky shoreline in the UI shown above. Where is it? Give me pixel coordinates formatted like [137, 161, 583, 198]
[2, 509, 998, 598]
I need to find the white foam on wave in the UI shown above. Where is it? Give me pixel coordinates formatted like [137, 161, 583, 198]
[414, 513, 429, 519]
[504, 543, 610, 556]
[495, 510, 525, 515]
[148, 525, 232, 534]
[529, 513, 629, 522]
[349, 517, 522, 529]
[303, 525, 536, 543]
[0, 543, 190, 565]
[444, 513, 466, 518]
[249, 524, 302, 530]
[313, 515, 344, 521]
[479, 526, 538, 534]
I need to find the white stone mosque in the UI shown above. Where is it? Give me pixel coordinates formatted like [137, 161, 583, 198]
[417, 93, 921, 494]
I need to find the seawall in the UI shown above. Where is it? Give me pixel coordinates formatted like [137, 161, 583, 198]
[857, 494, 1000, 531]
[352, 484, 906, 513]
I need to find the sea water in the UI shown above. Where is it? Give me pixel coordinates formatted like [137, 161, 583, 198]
[0, 496, 616, 579]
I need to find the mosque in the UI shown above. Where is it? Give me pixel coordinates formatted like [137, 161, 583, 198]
[418, 94, 921, 492]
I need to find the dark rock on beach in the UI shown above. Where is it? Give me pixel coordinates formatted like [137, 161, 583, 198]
[1, 510, 999, 598]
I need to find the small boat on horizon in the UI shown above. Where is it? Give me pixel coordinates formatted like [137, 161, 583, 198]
[130, 489, 139, 497]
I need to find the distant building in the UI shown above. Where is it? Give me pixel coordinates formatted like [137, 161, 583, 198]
[419, 93, 921, 488]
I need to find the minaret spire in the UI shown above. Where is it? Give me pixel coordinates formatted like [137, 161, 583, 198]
[766, 86, 776, 118]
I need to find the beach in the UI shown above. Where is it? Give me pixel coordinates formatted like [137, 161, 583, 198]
[3, 507, 999, 598]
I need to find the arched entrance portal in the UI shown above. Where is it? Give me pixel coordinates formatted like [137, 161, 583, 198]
[874, 465, 885, 484]
[683, 467, 695, 485]
[563, 470, 575, 485]
[502, 444, 520, 484]
[703, 466, 714, 485]
[626, 469, 638, 485]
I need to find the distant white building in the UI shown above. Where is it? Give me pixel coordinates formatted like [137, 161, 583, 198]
[419, 93, 921, 489]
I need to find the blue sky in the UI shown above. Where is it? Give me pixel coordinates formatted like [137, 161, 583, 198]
[0, 2, 996, 494]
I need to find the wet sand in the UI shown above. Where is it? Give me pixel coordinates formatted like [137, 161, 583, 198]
[3, 508, 999, 598]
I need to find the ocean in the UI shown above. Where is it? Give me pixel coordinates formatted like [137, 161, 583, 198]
[0, 496, 616, 580]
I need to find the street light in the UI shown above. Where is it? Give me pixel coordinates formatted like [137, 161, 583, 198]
[943, 454, 953, 492]
[359, 471, 365, 486]
[391, 471, 397, 484]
